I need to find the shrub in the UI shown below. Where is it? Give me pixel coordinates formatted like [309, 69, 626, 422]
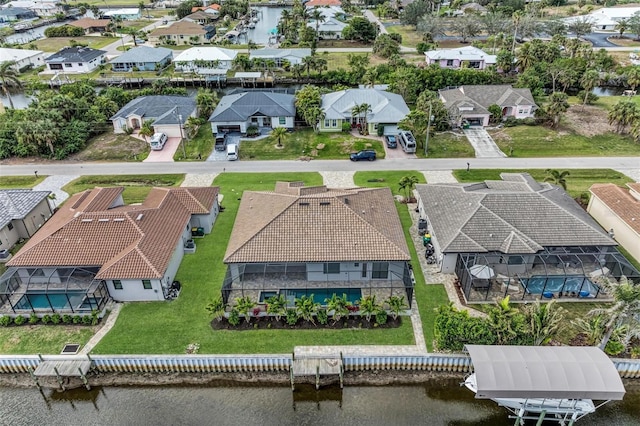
[503, 116, 519, 127]
[72, 315, 82, 324]
[577, 90, 599, 105]
[82, 315, 93, 325]
[286, 308, 298, 326]
[375, 310, 388, 325]
[228, 308, 240, 326]
[41, 314, 51, 325]
[246, 126, 259, 137]
[521, 117, 537, 126]
[316, 309, 328, 325]
[605, 339, 625, 356]
[51, 314, 61, 324]
[91, 310, 99, 326]
[29, 313, 39, 324]
[341, 122, 351, 133]
[0, 316, 12, 327]
[14, 315, 26, 326]
[62, 314, 72, 324]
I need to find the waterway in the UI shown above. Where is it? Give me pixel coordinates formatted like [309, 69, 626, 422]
[0, 379, 639, 426]
[247, 6, 285, 45]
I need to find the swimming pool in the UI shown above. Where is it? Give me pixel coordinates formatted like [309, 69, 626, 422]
[14, 292, 94, 311]
[522, 276, 599, 296]
[283, 288, 362, 305]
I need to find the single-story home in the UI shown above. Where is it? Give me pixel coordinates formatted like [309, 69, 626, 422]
[249, 48, 311, 66]
[415, 173, 640, 303]
[208, 91, 296, 134]
[0, 186, 220, 314]
[110, 95, 197, 137]
[44, 46, 106, 74]
[110, 46, 173, 72]
[102, 8, 141, 20]
[564, 7, 640, 31]
[0, 7, 36, 22]
[2, 1, 63, 16]
[222, 181, 413, 307]
[308, 17, 347, 39]
[0, 47, 45, 71]
[320, 88, 409, 134]
[425, 46, 496, 70]
[439, 85, 537, 127]
[0, 189, 52, 252]
[588, 182, 640, 265]
[173, 46, 237, 74]
[182, 10, 217, 25]
[149, 20, 216, 46]
[69, 18, 112, 34]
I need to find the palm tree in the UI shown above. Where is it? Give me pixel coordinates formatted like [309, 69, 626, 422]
[399, 175, 420, 201]
[523, 299, 566, 346]
[625, 66, 640, 92]
[580, 69, 600, 111]
[608, 99, 640, 134]
[265, 294, 287, 322]
[234, 296, 256, 324]
[271, 126, 288, 148]
[205, 297, 226, 322]
[511, 10, 523, 54]
[544, 169, 570, 190]
[546, 92, 569, 129]
[487, 296, 525, 345]
[0, 61, 23, 109]
[326, 293, 351, 324]
[295, 295, 319, 325]
[310, 8, 325, 41]
[589, 277, 640, 351]
[196, 89, 219, 119]
[139, 120, 154, 143]
[363, 68, 378, 88]
[615, 18, 629, 38]
[301, 55, 314, 78]
[358, 295, 381, 322]
[304, 106, 325, 133]
[386, 296, 408, 320]
[247, 39, 258, 56]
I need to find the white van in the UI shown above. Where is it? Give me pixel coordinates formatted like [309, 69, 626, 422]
[150, 132, 168, 151]
[226, 144, 238, 161]
[398, 131, 417, 154]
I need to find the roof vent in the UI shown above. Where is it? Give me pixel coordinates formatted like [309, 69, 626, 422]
[299, 202, 310, 206]
[114, 218, 125, 222]
[98, 218, 109, 222]
[81, 219, 93, 222]
[136, 214, 144, 221]
[344, 198, 350, 204]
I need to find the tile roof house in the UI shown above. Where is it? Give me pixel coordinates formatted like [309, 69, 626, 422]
[415, 173, 639, 303]
[173, 46, 237, 74]
[0, 47, 45, 71]
[425, 46, 496, 70]
[191, 4, 220, 17]
[110, 46, 173, 72]
[69, 18, 112, 34]
[249, 48, 311, 66]
[44, 46, 106, 74]
[1, 186, 220, 313]
[208, 92, 296, 134]
[439, 85, 537, 127]
[305, 0, 342, 7]
[182, 10, 217, 25]
[222, 182, 413, 306]
[0, 189, 53, 252]
[149, 20, 216, 46]
[319, 88, 409, 134]
[588, 183, 640, 265]
[0, 7, 36, 22]
[110, 95, 197, 138]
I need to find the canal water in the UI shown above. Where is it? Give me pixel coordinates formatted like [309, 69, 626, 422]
[0, 379, 638, 426]
[247, 7, 285, 45]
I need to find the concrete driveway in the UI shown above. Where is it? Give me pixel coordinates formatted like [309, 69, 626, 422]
[143, 137, 181, 162]
[463, 128, 506, 158]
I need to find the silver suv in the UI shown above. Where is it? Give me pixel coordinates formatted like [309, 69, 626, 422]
[150, 132, 168, 150]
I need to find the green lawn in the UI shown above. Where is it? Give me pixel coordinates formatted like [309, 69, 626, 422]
[419, 132, 475, 158]
[354, 170, 426, 196]
[174, 125, 214, 161]
[591, 95, 640, 110]
[385, 24, 422, 48]
[0, 175, 46, 189]
[94, 172, 418, 354]
[489, 126, 640, 157]
[452, 168, 632, 198]
[25, 36, 119, 52]
[240, 129, 386, 160]
[63, 174, 184, 204]
[0, 326, 96, 355]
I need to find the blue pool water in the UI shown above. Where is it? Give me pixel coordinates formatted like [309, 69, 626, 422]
[284, 288, 362, 305]
[15, 292, 86, 310]
[522, 276, 599, 296]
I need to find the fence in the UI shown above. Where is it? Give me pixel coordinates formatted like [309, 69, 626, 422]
[1, 353, 639, 379]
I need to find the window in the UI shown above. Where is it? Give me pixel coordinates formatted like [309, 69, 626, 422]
[279, 117, 286, 125]
[446, 59, 454, 67]
[64, 63, 72, 68]
[77, 63, 83, 66]
[331, 119, 337, 128]
[324, 119, 330, 127]
[323, 263, 340, 274]
[372, 262, 389, 279]
[469, 61, 480, 69]
[508, 256, 524, 265]
[361, 262, 367, 278]
[113, 280, 123, 290]
[7, 223, 13, 231]
[142, 280, 152, 289]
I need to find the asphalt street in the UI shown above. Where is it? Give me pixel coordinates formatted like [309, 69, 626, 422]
[1, 157, 638, 176]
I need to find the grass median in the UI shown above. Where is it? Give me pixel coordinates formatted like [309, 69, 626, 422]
[0, 175, 46, 189]
[63, 174, 184, 204]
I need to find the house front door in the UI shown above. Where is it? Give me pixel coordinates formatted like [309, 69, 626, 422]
[130, 118, 141, 129]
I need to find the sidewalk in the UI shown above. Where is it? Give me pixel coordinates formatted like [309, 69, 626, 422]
[33, 175, 79, 205]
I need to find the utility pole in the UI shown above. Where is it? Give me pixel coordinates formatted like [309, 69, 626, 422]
[425, 102, 434, 157]
[175, 106, 186, 159]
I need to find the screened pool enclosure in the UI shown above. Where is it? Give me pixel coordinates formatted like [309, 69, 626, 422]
[221, 262, 414, 307]
[455, 246, 640, 303]
[0, 267, 109, 315]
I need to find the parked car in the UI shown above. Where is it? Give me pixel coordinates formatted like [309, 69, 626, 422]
[150, 132, 168, 150]
[350, 150, 376, 161]
[398, 131, 417, 154]
[215, 133, 227, 151]
[226, 144, 238, 161]
[384, 134, 398, 149]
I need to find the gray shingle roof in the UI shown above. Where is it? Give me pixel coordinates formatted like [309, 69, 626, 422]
[110, 95, 197, 126]
[0, 189, 50, 229]
[45, 47, 105, 64]
[249, 48, 311, 60]
[208, 92, 295, 122]
[321, 88, 409, 124]
[439, 85, 537, 114]
[415, 173, 615, 254]
[110, 46, 173, 64]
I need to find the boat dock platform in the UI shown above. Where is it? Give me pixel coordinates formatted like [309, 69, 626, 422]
[290, 347, 344, 390]
[31, 355, 93, 391]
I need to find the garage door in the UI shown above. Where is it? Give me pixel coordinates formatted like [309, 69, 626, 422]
[218, 125, 241, 133]
[468, 118, 483, 126]
[383, 125, 399, 135]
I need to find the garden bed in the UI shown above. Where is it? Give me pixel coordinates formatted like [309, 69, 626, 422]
[211, 315, 403, 331]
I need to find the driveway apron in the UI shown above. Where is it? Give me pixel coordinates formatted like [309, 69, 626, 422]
[463, 128, 507, 158]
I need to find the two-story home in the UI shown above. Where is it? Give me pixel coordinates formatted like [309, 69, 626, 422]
[425, 46, 496, 70]
[44, 47, 106, 74]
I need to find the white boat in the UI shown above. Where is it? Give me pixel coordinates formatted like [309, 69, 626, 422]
[464, 373, 596, 416]
[247, 22, 256, 29]
[252, 17, 259, 23]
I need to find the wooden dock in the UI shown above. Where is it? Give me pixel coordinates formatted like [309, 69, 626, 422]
[290, 348, 344, 390]
[34, 360, 91, 377]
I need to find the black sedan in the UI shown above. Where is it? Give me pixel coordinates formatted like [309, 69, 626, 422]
[385, 134, 397, 149]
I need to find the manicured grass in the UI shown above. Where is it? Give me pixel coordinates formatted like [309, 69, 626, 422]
[63, 174, 184, 204]
[354, 171, 425, 196]
[25, 36, 119, 52]
[618, 245, 640, 272]
[592, 95, 640, 110]
[174, 125, 214, 161]
[0, 175, 46, 189]
[94, 172, 416, 354]
[452, 168, 632, 198]
[385, 24, 422, 48]
[419, 131, 475, 158]
[489, 125, 640, 157]
[240, 129, 386, 160]
[0, 326, 96, 355]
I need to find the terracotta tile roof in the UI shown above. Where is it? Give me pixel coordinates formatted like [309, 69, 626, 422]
[151, 20, 207, 36]
[70, 18, 111, 29]
[8, 186, 219, 280]
[590, 183, 640, 234]
[192, 4, 220, 11]
[224, 182, 409, 263]
[306, 0, 341, 6]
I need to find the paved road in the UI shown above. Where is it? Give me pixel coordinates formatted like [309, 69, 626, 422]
[1, 157, 638, 176]
[102, 17, 176, 57]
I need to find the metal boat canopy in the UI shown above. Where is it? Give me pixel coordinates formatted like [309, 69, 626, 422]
[465, 345, 626, 400]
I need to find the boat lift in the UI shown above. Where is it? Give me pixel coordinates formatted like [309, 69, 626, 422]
[463, 345, 626, 426]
